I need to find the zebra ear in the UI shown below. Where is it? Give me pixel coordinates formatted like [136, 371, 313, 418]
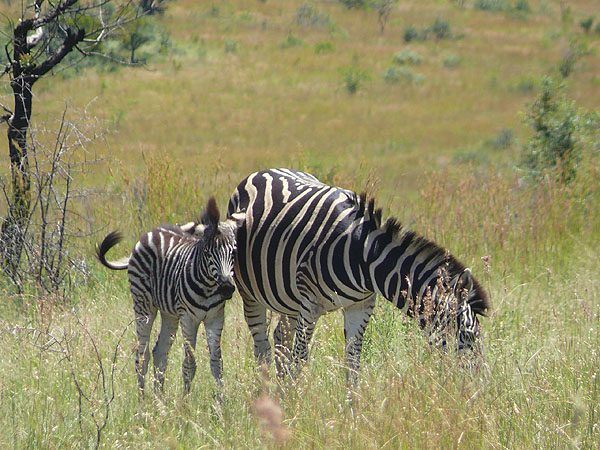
[201, 197, 220, 227]
[456, 268, 474, 293]
[227, 211, 246, 230]
[181, 222, 207, 236]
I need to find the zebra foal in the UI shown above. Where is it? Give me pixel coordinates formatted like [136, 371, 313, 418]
[96, 198, 244, 395]
[228, 169, 490, 384]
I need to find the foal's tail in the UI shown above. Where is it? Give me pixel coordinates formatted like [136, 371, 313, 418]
[95, 231, 129, 270]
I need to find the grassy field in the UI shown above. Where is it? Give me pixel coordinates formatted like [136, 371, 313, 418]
[1, 0, 599, 448]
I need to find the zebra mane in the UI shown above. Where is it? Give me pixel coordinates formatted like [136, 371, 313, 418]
[357, 193, 490, 316]
[357, 192, 383, 228]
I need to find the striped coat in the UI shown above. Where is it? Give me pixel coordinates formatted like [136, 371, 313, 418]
[96, 198, 244, 395]
[228, 169, 489, 382]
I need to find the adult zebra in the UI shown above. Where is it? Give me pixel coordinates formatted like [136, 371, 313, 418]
[228, 169, 490, 383]
[96, 198, 244, 395]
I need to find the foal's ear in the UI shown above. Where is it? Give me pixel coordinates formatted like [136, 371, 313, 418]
[456, 268, 474, 293]
[201, 197, 220, 228]
[180, 222, 208, 236]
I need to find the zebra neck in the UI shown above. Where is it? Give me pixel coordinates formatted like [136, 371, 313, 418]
[366, 231, 450, 312]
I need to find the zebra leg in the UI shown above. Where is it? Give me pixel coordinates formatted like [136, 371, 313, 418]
[242, 294, 272, 365]
[133, 297, 157, 397]
[273, 314, 297, 380]
[152, 312, 179, 393]
[342, 295, 376, 388]
[290, 307, 320, 379]
[204, 305, 225, 401]
[179, 314, 201, 395]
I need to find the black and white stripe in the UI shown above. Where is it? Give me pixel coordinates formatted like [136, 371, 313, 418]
[228, 169, 490, 382]
[96, 198, 244, 395]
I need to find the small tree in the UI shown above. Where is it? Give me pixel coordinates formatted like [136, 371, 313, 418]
[521, 78, 581, 183]
[0, 0, 165, 279]
[119, 16, 154, 63]
[373, 0, 397, 34]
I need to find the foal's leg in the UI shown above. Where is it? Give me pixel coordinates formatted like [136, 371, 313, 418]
[179, 314, 201, 395]
[152, 312, 179, 392]
[132, 294, 157, 396]
[204, 305, 225, 401]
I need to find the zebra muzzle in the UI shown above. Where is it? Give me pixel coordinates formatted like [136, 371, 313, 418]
[218, 281, 236, 299]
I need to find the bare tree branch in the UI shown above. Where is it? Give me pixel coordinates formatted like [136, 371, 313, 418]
[30, 27, 85, 78]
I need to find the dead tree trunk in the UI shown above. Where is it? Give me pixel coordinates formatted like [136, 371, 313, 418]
[3, 77, 33, 276]
[1, 0, 85, 277]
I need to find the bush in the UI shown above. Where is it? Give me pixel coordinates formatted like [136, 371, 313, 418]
[441, 53, 461, 68]
[513, 0, 531, 13]
[579, 16, 594, 33]
[521, 78, 582, 183]
[510, 76, 537, 93]
[393, 49, 423, 65]
[430, 17, 451, 40]
[338, 0, 368, 9]
[281, 35, 304, 49]
[314, 42, 334, 53]
[474, 0, 509, 12]
[295, 4, 333, 28]
[403, 25, 420, 43]
[557, 40, 590, 79]
[404, 18, 452, 42]
[339, 65, 370, 94]
[487, 127, 515, 150]
[381, 66, 424, 84]
[225, 39, 239, 53]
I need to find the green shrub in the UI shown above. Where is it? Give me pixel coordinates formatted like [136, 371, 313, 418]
[441, 53, 461, 68]
[513, 0, 531, 12]
[579, 16, 594, 33]
[393, 49, 423, 65]
[295, 4, 333, 28]
[208, 4, 220, 17]
[521, 78, 582, 183]
[281, 34, 304, 49]
[557, 40, 590, 79]
[486, 127, 515, 150]
[381, 66, 424, 84]
[339, 65, 370, 94]
[314, 41, 335, 53]
[511, 77, 537, 94]
[403, 25, 420, 42]
[474, 0, 509, 12]
[404, 19, 452, 43]
[338, 0, 368, 9]
[595, 22, 600, 34]
[225, 39, 239, 53]
[430, 17, 451, 40]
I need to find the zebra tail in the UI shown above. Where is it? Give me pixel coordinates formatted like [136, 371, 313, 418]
[95, 231, 129, 270]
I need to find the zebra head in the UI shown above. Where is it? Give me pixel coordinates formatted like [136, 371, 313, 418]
[453, 269, 485, 357]
[427, 268, 485, 360]
[194, 198, 245, 301]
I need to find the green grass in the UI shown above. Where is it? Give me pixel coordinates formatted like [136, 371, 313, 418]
[1, 0, 600, 448]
